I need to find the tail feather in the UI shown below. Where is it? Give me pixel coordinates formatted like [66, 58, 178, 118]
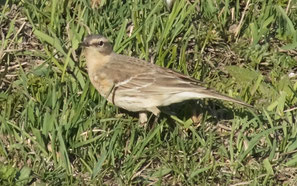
[161, 89, 252, 108]
[200, 90, 252, 108]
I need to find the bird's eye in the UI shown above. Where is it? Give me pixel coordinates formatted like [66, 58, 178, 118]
[98, 40, 104, 47]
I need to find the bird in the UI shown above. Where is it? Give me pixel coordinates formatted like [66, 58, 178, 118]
[80, 34, 252, 123]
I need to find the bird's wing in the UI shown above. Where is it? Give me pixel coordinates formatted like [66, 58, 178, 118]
[105, 53, 251, 107]
[104, 54, 196, 91]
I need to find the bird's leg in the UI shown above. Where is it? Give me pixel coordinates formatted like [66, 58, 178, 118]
[150, 107, 161, 129]
[138, 107, 161, 129]
[139, 112, 148, 126]
[153, 113, 160, 126]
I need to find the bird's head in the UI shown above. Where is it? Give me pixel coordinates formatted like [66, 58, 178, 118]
[80, 34, 113, 56]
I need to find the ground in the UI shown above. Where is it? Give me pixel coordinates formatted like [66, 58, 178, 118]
[0, 0, 297, 185]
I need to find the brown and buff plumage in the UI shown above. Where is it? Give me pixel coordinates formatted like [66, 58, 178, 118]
[80, 34, 252, 123]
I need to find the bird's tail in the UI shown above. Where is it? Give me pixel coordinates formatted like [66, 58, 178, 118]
[198, 89, 252, 108]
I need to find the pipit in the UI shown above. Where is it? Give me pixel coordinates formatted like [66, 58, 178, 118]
[80, 34, 251, 123]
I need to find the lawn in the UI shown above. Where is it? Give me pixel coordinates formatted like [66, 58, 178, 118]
[1, 0, 297, 185]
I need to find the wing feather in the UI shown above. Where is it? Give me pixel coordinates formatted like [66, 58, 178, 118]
[104, 53, 251, 107]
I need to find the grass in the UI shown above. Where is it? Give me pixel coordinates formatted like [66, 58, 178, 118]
[0, 0, 297, 185]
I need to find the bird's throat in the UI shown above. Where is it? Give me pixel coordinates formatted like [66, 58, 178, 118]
[85, 47, 111, 75]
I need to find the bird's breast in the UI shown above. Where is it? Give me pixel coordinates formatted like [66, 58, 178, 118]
[89, 71, 115, 100]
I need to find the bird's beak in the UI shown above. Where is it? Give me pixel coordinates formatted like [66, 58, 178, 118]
[79, 41, 89, 48]
[76, 40, 88, 56]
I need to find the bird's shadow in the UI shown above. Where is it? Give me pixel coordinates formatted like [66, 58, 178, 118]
[161, 100, 254, 121]
[119, 99, 255, 129]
